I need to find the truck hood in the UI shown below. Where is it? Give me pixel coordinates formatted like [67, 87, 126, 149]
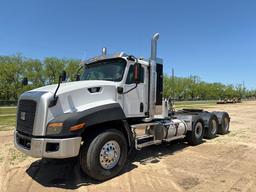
[19, 80, 120, 134]
[30, 80, 118, 95]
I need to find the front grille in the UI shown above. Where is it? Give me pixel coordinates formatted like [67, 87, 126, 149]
[17, 100, 37, 135]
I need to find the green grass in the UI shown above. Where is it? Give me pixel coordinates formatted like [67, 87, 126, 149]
[174, 100, 217, 110]
[0, 107, 16, 131]
[8, 148, 27, 165]
[0, 107, 16, 115]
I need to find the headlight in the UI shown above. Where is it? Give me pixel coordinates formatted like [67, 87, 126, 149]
[46, 122, 63, 135]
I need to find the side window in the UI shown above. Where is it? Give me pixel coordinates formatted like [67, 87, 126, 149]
[126, 65, 144, 84]
[126, 65, 134, 84]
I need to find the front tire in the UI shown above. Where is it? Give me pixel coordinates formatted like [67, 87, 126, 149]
[186, 120, 204, 146]
[79, 129, 127, 181]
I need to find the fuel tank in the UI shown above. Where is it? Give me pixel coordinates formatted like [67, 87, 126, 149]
[145, 119, 187, 140]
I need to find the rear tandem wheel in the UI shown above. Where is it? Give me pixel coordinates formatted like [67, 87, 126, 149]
[186, 119, 204, 146]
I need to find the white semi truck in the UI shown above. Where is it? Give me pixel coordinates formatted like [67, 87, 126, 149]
[14, 33, 230, 181]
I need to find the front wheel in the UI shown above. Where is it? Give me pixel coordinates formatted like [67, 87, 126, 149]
[79, 129, 127, 181]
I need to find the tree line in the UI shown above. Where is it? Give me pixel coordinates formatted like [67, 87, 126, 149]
[0, 54, 80, 101]
[0, 54, 255, 102]
[163, 75, 256, 100]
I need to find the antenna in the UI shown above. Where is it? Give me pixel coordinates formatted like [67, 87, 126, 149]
[172, 68, 175, 99]
[172, 68, 174, 81]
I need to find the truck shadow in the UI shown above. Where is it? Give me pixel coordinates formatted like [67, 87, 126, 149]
[133, 141, 189, 165]
[26, 141, 191, 189]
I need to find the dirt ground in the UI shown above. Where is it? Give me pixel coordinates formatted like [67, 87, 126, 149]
[1, 101, 256, 192]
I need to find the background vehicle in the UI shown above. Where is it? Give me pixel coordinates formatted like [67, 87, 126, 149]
[14, 33, 230, 181]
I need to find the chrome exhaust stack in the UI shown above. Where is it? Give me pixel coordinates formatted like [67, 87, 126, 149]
[150, 33, 160, 61]
[148, 33, 160, 120]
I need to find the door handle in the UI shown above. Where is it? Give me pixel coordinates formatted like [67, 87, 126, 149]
[140, 103, 144, 112]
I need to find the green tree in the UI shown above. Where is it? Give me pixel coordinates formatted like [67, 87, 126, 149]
[65, 59, 81, 81]
[23, 58, 45, 87]
[44, 57, 65, 84]
[0, 54, 24, 100]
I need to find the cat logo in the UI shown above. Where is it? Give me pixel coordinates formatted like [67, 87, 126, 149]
[20, 112, 26, 121]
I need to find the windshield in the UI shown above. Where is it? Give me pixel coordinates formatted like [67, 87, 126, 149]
[81, 58, 126, 82]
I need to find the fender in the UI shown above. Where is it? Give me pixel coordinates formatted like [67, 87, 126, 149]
[47, 103, 126, 137]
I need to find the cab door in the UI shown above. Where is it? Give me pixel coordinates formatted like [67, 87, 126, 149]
[123, 64, 147, 117]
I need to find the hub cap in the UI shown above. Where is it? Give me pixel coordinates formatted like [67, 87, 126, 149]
[224, 117, 229, 131]
[99, 140, 121, 169]
[211, 119, 218, 134]
[195, 122, 203, 139]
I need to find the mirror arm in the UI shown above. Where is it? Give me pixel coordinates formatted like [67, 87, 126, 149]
[75, 66, 83, 81]
[119, 83, 138, 95]
[49, 75, 62, 107]
[76, 65, 83, 75]
[53, 75, 62, 99]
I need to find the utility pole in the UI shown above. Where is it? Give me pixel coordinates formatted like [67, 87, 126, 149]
[242, 81, 245, 98]
[172, 68, 175, 99]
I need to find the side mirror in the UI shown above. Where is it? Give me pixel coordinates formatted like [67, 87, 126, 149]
[61, 71, 67, 82]
[22, 77, 28, 86]
[75, 74, 80, 81]
[133, 63, 141, 84]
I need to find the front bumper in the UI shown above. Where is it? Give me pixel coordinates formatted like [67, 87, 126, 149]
[14, 131, 82, 158]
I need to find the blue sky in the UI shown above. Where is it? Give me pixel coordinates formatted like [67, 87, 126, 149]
[0, 0, 256, 88]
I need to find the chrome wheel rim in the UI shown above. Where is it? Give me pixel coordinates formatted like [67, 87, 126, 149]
[224, 117, 229, 131]
[195, 122, 203, 139]
[211, 119, 218, 134]
[99, 140, 121, 170]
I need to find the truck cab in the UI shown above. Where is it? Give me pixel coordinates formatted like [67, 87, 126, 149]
[80, 54, 150, 118]
[14, 33, 230, 181]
